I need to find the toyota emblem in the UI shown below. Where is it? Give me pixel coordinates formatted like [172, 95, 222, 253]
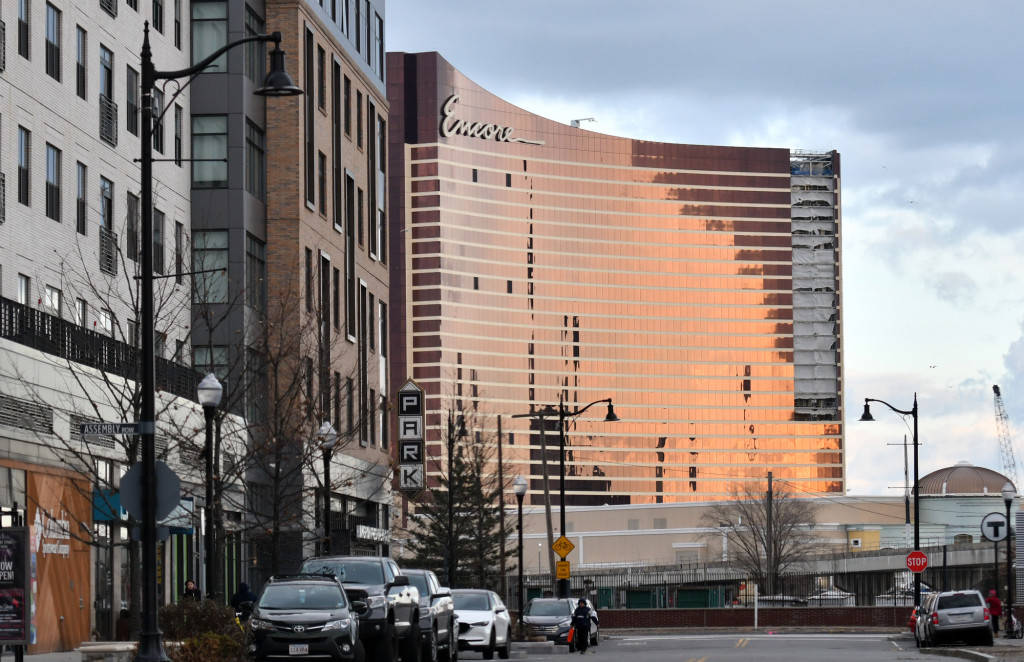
[292, 625, 305, 633]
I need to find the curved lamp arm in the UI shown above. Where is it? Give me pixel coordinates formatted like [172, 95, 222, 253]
[863, 397, 913, 417]
[567, 398, 613, 418]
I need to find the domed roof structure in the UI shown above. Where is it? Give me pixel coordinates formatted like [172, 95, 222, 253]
[918, 461, 1015, 496]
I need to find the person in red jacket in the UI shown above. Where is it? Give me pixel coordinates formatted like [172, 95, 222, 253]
[987, 589, 1003, 635]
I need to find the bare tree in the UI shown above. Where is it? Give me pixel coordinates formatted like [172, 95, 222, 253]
[702, 481, 821, 595]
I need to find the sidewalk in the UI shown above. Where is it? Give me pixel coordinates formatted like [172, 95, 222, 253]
[2, 654, 79, 662]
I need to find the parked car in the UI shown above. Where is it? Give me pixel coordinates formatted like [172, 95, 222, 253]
[916, 589, 993, 648]
[402, 568, 458, 662]
[300, 556, 419, 662]
[451, 589, 512, 660]
[247, 574, 362, 661]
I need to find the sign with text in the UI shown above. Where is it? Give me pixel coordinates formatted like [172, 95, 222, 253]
[0, 527, 30, 644]
[906, 550, 928, 573]
[398, 380, 425, 494]
[556, 561, 570, 580]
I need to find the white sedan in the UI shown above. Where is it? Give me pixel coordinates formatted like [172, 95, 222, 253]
[451, 589, 512, 660]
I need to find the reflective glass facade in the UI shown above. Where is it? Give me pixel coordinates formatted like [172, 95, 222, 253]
[387, 52, 843, 504]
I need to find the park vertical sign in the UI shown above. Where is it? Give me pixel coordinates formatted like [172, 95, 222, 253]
[0, 527, 30, 645]
[398, 380, 425, 493]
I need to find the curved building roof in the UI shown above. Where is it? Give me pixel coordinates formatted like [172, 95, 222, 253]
[919, 462, 1015, 496]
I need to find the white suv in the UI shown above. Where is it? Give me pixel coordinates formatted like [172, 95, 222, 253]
[452, 589, 512, 660]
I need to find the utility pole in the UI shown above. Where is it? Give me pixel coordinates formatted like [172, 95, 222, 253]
[766, 472, 773, 596]
[538, 413, 556, 592]
[497, 415, 507, 602]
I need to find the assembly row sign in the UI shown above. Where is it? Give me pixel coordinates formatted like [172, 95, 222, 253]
[398, 380, 425, 492]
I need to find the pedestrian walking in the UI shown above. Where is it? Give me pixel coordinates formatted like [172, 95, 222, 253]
[571, 598, 593, 654]
[182, 578, 202, 602]
[986, 589, 1002, 635]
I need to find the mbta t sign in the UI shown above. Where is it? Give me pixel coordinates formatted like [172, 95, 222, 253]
[906, 550, 928, 573]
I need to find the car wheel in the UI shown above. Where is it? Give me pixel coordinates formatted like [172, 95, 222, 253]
[482, 629, 496, 660]
[591, 627, 599, 647]
[421, 625, 438, 662]
[372, 623, 398, 662]
[982, 629, 994, 647]
[498, 626, 511, 660]
[354, 639, 367, 662]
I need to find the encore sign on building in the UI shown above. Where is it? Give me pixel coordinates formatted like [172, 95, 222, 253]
[439, 95, 545, 146]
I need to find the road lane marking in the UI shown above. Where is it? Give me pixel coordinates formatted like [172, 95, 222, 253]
[735, 637, 749, 647]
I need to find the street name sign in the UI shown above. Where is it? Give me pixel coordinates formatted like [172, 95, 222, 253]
[981, 512, 1009, 542]
[556, 561, 570, 580]
[79, 421, 152, 436]
[906, 550, 928, 573]
[552, 535, 575, 559]
[398, 380, 426, 494]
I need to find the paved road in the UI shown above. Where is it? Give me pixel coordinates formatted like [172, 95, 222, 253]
[461, 633, 922, 661]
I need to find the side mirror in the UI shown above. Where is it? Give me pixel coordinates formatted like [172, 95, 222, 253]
[352, 600, 369, 614]
[387, 575, 410, 589]
[431, 588, 451, 600]
[495, 607, 506, 613]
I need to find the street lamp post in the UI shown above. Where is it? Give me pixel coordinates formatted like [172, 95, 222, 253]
[197, 373, 223, 600]
[136, 24, 301, 662]
[319, 422, 339, 556]
[1003, 482, 1015, 636]
[515, 398, 617, 598]
[513, 475, 527, 638]
[860, 394, 920, 607]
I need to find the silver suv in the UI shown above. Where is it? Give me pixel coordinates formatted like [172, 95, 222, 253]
[916, 589, 993, 647]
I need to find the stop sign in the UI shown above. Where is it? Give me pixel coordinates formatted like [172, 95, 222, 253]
[906, 550, 928, 573]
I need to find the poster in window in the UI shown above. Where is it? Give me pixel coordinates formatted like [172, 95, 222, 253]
[0, 527, 30, 644]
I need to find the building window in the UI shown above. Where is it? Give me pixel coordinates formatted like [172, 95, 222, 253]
[98, 308, 113, 335]
[76, 298, 88, 326]
[317, 45, 326, 109]
[192, 1, 227, 71]
[244, 6, 265, 83]
[343, 0, 350, 36]
[356, 90, 362, 148]
[343, 75, 351, 136]
[193, 230, 228, 303]
[192, 115, 227, 187]
[45, 143, 61, 222]
[374, 12, 383, 81]
[318, 151, 327, 215]
[332, 267, 340, 330]
[368, 293, 375, 351]
[358, 282, 368, 443]
[76, 162, 88, 235]
[345, 173, 356, 338]
[17, 275, 31, 306]
[304, 356, 314, 415]
[17, 127, 30, 206]
[153, 209, 165, 274]
[346, 377, 354, 433]
[45, 3, 61, 81]
[332, 63, 342, 229]
[357, 188, 364, 246]
[174, 105, 183, 166]
[304, 28, 315, 206]
[363, 1, 370, 64]
[354, 0, 361, 52]
[174, 221, 184, 283]
[126, 192, 139, 260]
[153, 0, 164, 33]
[99, 177, 113, 229]
[369, 387, 376, 445]
[245, 119, 265, 201]
[44, 285, 62, 316]
[246, 234, 266, 312]
[127, 66, 140, 136]
[246, 348, 267, 422]
[76, 26, 87, 98]
[100, 46, 117, 145]
[152, 89, 165, 154]
[333, 371, 341, 432]
[305, 247, 314, 312]
[127, 0, 137, 10]
[194, 345, 228, 380]
[18, 0, 30, 60]
[173, 0, 181, 47]
[379, 301, 387, 358]
[376, 115, 386, 262]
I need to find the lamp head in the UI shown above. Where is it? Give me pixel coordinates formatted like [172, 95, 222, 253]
[255, 36, 304, 97]
[318, 421, 338, 449]
[604, 401, 619, 422]
[858, 400, 874, 422]
[513, 475, 528, 497]
[197, 373, 223, 408]
[1002, 481, 1015, 505]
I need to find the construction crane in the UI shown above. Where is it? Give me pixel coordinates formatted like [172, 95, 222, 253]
[993, 385, 1020, 489]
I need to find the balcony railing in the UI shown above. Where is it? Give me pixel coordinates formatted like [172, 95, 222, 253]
[99, 94, 118, 146]
[99, 226, 118, 276]
[0, 172, 6, 225]
[99, 0, 117, 19]
[0, 296, 203, 405]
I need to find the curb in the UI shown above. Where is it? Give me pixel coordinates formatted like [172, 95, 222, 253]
[921, 649, 997, 662]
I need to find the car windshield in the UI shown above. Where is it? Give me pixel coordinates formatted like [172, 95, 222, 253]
[259, 584, 346, 610]
[526, 600, 569, 617]
[453, 593, 490, 611]
[300, 559, 385, 585]
[937, 593, 982, 609]
[407, 574, 430, 596]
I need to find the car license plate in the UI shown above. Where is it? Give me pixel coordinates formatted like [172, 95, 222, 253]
[289, 644, 309, 655]
[949, 614, 971, 623]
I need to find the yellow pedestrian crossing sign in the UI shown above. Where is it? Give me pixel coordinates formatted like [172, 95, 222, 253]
[552, 535, 575, 558]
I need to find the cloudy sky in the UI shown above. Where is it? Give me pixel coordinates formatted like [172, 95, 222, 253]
[387, 0, 1024, 496]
